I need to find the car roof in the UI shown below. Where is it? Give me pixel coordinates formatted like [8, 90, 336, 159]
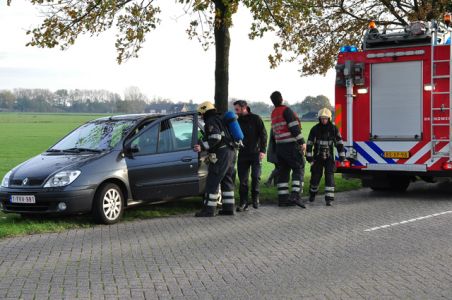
[91, 111, 196, 123]
[92, 113, 163, 122]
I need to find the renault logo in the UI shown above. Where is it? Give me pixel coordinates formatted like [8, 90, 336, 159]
[22, 178, 29, 186]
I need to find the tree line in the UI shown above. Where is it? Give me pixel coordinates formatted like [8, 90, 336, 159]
[0, 88, 169, 114]
[0, 88, 333, 117]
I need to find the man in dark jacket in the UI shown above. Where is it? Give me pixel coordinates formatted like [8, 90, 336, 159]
[306, 108, 345, 206]
[270, 91, 306, 208]
[234, 100, 267, 211]
[193, 101, 236, 217]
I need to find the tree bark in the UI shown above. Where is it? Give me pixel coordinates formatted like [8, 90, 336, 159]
[214, 0, 231, 114]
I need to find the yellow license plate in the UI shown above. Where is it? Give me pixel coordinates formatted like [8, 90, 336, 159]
[383, 151, 410, 159]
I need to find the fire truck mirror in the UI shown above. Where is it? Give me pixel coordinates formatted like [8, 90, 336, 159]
[353, 63, 365, 86]
[335, 64, 345, 86]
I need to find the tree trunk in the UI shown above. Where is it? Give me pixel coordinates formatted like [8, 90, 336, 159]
[214, 0, 231, 114]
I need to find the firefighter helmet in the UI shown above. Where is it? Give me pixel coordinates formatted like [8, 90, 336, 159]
[318, 108, 332, 120]
[197, 101, 216, 115]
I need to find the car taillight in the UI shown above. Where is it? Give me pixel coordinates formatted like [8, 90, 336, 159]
[442, 161, 452, 170]
[336, 160, 351, 168]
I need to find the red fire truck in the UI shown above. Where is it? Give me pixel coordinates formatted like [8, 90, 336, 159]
[335, 16, 452, 191]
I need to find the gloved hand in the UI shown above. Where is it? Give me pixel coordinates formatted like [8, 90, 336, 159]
[339, 155, 346, 162]
[306, 156, 314, 163]
[207, 153, 218, 164]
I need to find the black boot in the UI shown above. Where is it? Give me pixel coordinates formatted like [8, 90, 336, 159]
[252, 196, 259, 209]
[236, 202, 249, 212]
[219, 203, 235, 215]
[325, 197, 333, 206]
[289, 192, 306, 209]
[236, 193, 248, 212]
[278, 195, 290, 207]
[195, 205, 216, 217]
[309, 192, 316, 203]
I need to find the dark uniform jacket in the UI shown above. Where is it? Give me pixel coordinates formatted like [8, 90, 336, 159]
[306, 122, 345, 161]
[202, 110, 231, 153]
[237, 112, 267, 155]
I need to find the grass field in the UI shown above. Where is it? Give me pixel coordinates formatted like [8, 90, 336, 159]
[0, 112, 361, 239]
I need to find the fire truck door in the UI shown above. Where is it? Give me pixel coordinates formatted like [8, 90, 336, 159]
[371, 61, 423, 140]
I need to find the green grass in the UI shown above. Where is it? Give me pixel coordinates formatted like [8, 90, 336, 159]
[0, 112, 361, 239]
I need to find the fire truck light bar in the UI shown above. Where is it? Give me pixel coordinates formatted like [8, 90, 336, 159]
[367, 50, 425, 58]
[340, 45, 359, 53]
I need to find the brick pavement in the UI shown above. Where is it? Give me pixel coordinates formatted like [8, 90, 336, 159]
[1, 182, 452, 299]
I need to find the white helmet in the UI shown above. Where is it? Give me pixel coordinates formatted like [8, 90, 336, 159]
[318, 108, 332, 120]
[197, 101, 216, 115]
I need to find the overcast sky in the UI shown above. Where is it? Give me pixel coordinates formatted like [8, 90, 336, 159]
[0, 1, 336, 104]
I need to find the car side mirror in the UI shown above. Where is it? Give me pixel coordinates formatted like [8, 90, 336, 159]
[124, 144, 139, 157]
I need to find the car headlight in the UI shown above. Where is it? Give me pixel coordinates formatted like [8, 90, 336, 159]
[44, 170, 81, 188]
[1, 171, 12, 188]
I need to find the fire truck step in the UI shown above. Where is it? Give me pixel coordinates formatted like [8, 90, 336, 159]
[432, 107, 451, 111]
[433, 75, 451, 79]
[432, 139, 451, 142]
[432, 92, 451, 95]
[432, 124, 451, 126]
[433, 60, 452, 63]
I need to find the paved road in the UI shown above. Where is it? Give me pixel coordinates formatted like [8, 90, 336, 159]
[1, 182, 452, 299]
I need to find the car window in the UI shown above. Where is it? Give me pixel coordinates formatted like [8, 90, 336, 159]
[170, 115, 194, 151]
[130, 115, 194, 155]
[52, 120, 136, 151]
[131, 125, 159, 155]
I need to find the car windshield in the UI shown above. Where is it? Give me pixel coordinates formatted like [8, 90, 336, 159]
[49, 120, 136, 152]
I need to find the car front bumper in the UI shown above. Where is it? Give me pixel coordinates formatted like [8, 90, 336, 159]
[0, 186, 95, 214]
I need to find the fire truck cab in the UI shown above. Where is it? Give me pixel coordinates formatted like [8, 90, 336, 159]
[335, 16, 452, 191]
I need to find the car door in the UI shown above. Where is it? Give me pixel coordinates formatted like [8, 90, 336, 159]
[125, 113, 199, 201]
[196, 120, 209, 194]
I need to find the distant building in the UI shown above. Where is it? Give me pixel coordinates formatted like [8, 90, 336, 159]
[301, 111, 318, 121]
[301, 111, 335, 122]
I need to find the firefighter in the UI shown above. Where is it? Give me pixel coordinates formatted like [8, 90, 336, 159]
[306, 108, 345, 206]
[193, 101, 236, 217]
[270, 91, 306, 208]
[234, 100, 267, 211]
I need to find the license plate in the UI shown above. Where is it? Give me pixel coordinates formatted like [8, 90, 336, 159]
[10, 195, 36, 204]
[383, 151, 410, 159]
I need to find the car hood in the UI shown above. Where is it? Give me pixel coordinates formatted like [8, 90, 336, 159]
[10, 153, 100, 187]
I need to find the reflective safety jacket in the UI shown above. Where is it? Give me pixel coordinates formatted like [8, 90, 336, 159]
[306, 122, 345, 161]
[271, 105, 305, 145]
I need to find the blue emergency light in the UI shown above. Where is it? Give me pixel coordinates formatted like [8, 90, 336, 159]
[339, 45, 359, 53]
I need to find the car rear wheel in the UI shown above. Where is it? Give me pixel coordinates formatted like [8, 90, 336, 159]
[93, 183, 124, 224]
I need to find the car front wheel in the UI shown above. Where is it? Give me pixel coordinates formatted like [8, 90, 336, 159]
[93, 183, 124, 224]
